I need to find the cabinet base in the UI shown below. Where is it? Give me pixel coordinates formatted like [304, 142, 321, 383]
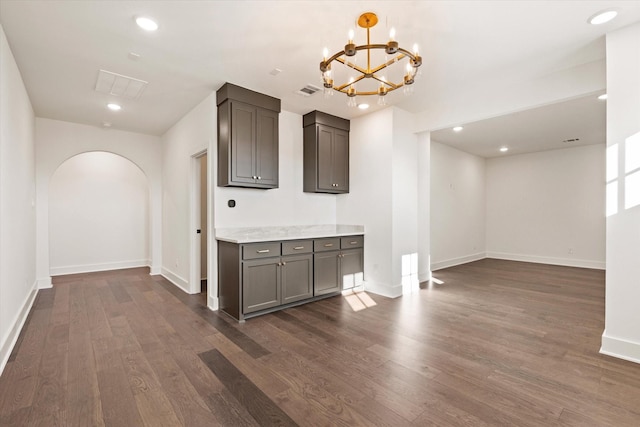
[222, 291, 341, 322]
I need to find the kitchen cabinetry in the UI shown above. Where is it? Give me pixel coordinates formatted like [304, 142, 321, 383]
[303, 110, 350, 194]
[313, 236, 364, 295]
[217, 83, 280, 189]
[218, 234, 363, 321]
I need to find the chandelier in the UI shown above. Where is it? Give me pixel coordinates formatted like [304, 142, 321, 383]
[320, 12, 422, 107]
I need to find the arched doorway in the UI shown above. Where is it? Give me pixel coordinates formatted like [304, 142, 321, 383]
[49, 151, 150, 275]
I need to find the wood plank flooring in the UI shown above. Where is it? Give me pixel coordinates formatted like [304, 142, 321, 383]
[1, 259, 639, 426]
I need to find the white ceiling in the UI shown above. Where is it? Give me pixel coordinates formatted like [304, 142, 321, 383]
[431, 92, 607, 158]
[1, 1, 639, 148]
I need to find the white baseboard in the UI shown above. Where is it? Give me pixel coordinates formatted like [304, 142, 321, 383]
[431, 252, 486, 271]
[0, 281, 38, 376]
[50, 259, 149, 276]
[161, 267, 190, 294]
[37, 277, 52, 289]
[149, 265, 162, 275]
[600, 332, 640, 365]
[486, 252, 605, 270]
[208, 295, 219, 311]
[364, 281, 403, 298]
[418, 270, 432, 283]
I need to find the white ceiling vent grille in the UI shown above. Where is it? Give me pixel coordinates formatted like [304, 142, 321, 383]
[295, 84, 321, 97]
[95, 69, 148, 99]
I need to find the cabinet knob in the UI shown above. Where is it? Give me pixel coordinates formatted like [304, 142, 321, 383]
[282, 261, 286, 266]
[258, 176, 262, 180]
[252, 175, 257, 179]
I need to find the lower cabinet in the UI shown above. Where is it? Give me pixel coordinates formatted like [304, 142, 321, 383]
[313, 239, 364, 296]
[218, 235, 363, 321]
[243, 253, 313, 314]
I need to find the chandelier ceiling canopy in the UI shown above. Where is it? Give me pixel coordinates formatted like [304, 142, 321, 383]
[320, 12, 422, 106]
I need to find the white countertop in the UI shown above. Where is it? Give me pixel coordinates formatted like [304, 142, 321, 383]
[215, 224, 364, 244]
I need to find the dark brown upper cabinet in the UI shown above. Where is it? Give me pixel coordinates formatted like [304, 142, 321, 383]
[303, 111, 350, 194]
[217, 83, 280, 189]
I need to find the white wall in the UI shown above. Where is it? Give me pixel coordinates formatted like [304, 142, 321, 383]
[35, 118, 162, 284]
[337, 108, 394, 295]
[430, 141, 486, 270]
[49, 152, 149, 275]
[601, 22, 640, 363]
[0, 24, 37, 373]
[486, 144, 605, 269]
[337, 107, 424, 297]
[391, 108, 419, 292]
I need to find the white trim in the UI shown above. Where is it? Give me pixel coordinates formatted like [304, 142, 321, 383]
[0, 281, 38, 375]
[189, 150, 207, 295]
[161, 267, 191, 294]
[600, 332, 640, 365]
[50, 259, 149, 276]
[486, 251, 605, 270]
[37, 276, 53, 289]
[364, 281, 403, 298]
[431, 252, 486, 271]
[208, 294, 219, 311]
[149, 265, 162, 275]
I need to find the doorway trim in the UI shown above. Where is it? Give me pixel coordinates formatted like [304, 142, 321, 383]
[189, 149, 208, 294]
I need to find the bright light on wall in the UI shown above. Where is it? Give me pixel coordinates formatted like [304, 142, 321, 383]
[625, 132, 640, 210]
[606, 144, 619, 217]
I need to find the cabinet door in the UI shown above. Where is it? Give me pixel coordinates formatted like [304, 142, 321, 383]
[242, 258, 281, 314]
[316, 124, 335, 191]
[340, 248, 364, 290]
[332, 128, 349, 192]
[230, 101, 257, 185]
[314, 251, 340, 296]
[281, 254, 313, 304]
[255, 108, 279, 188]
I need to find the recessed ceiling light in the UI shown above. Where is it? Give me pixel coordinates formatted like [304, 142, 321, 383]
[135, 16, 159, 31]
[499, 146, 509, 152]
[598, 94, 608, 100]
[588, 10, 618, 25]
[107, 103, 122, 111]
[453, 126, 463, 132]
[358, 103, 369, 110]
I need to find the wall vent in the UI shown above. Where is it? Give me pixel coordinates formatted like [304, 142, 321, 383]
[295, 84, 321, 97]
[95, 69, 148, 99]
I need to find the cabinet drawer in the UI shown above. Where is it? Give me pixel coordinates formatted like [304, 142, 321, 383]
[282, 240, 313, 255]
[242, 242, 281, 260]
[314, 238, 340, 252]
[341, 235, 363, 249]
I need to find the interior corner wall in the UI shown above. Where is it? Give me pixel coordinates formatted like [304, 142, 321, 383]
[417, 131, 431, 283]
[486, 144, 605, 269]
[35, 118, 162, 284]
[0, 24, 37, 374]
[391, 108, 419, 289]
[336, 108, 394, 296]
[601, 22, 640, 364]
[161, 92, 216, 297]
[430, 141, 486, 271]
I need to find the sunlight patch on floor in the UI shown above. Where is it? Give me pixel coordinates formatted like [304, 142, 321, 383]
[345, 291, 377, 312]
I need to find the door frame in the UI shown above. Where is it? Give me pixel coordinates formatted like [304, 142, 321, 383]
[189, 150, 208, 294]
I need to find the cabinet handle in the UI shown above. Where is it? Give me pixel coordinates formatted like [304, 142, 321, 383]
[257, 249, 270, 254]
[350, 241, 358, 244]
[293, 246, 304, 250]
[324, 243, 334, 247]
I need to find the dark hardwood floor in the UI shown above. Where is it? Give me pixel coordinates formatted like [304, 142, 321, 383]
[1, 259, 639, 426]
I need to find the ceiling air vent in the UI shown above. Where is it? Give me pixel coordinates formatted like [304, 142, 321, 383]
[563, 138, 581, 143]
[295, 84, 321, 97]
[95, 69, 148, 99]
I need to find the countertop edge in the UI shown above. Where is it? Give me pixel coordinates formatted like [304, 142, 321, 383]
[215, 225, 365, 244]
